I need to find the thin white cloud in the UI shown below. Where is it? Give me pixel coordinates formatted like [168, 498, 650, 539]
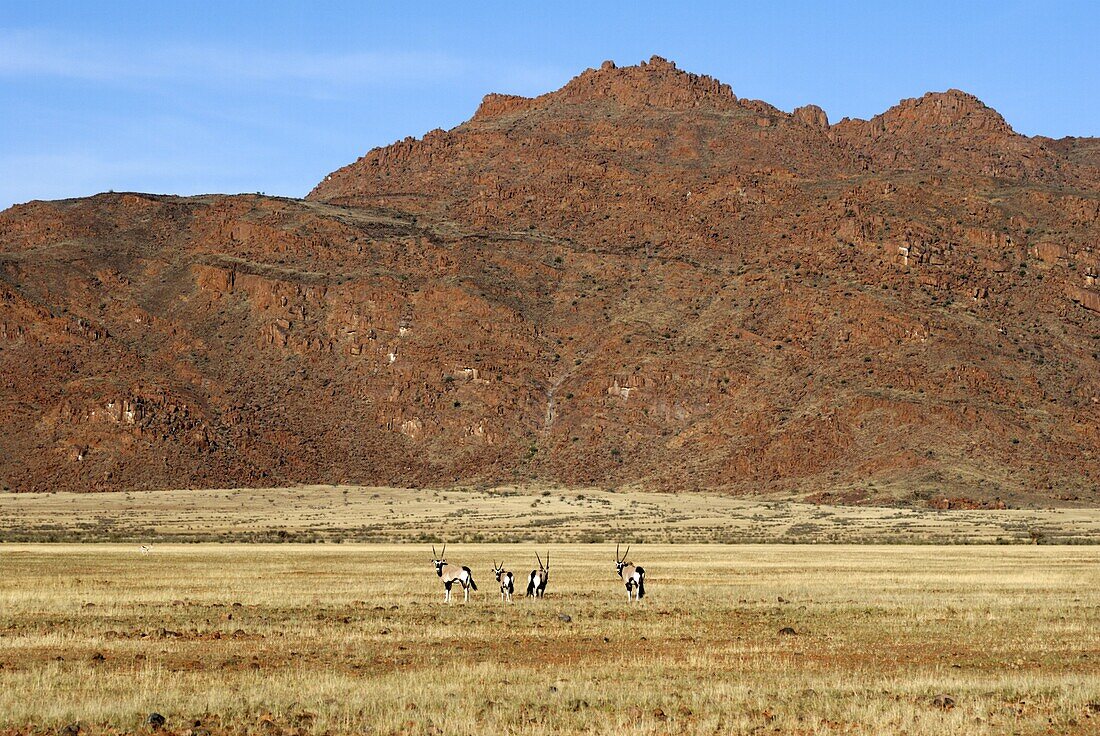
[0, 29, 579, 209]
[0, 150, 248, 208]
[0, 28, 469, 88]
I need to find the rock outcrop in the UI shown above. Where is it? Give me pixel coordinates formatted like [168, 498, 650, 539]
[1, 58, 1098, 504]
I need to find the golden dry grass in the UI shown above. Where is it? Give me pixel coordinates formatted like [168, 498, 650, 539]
[1, 543, 1098, 735]
[2, 485, 1099, 543]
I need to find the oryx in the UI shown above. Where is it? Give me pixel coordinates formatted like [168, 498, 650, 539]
[526, 550, 550, 598]
[615, 544, 645, 601]
[430, 544, 478, 603]
[491, 561, 515, 602]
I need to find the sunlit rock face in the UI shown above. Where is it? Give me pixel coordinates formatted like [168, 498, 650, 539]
[2, 58, 1098, 503]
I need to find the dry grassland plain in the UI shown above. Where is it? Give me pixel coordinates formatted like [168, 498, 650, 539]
[3, 486, 1100, 544]
[1, 489, 1098, 735]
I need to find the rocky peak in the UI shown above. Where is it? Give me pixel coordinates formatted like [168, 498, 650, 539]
[828, 88, 1067, 181]
[537, 56, 737, 111]
[871, 89, 1014, 136]
[473, 92, 537, 120]
[473, 55, 739, 117]
[793, 104, 830, 130]
[470, 56, 737, 121]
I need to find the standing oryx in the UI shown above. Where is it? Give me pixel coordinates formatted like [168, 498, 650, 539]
[491, 561, 515, 602]
[615, 544, 645, 601]
[526, 550, 550, 598]
[430, 544, 478, 603]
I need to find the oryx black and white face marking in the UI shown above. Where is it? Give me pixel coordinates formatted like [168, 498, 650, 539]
[615, 544, 646, 602]
[526, 550, 550, 598]
[492, 562, 515, 602]
[430, 544, 478, 603]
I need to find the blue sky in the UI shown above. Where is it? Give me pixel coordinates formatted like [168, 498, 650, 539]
[2, 1, 1097, 210]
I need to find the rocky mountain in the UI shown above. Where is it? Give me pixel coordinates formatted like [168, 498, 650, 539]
[2, 57, 1098, 504]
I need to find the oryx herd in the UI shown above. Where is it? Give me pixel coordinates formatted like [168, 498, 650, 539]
[430, 543, 645, 603]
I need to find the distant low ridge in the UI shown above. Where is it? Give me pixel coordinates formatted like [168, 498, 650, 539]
[1, 57, 1098, 505]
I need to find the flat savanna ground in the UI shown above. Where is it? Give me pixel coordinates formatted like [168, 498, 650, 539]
[3, 485, 1100, 543]
[1, 544, 1098, 735]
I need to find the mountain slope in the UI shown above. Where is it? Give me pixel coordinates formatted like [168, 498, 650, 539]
[2, 57, 1098, 503]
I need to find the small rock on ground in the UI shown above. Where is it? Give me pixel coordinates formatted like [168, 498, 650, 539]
[932, 694, 956, 710]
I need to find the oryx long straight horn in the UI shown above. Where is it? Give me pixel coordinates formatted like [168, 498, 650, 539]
[526, 549, 550, 598]
[430, 544, 477, 603]
[615, 544, 646, 602]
